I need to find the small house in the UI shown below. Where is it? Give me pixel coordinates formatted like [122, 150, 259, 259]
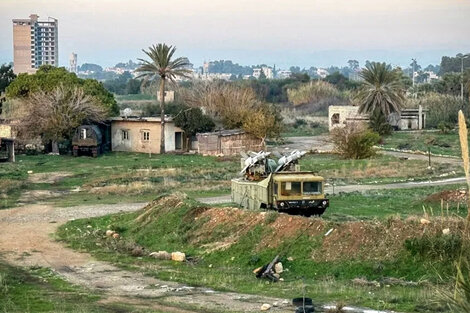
[72, 125, 110, 157]
[109, 116, 184, 154]
[196, 129, 264, 156]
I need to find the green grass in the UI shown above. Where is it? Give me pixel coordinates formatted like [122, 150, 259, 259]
[0, 153, 238, 209]
[300, 153, 462, 185]
[56, 190, 466, 313]
[325, 184, 467, 220]
[0, 261, 103, 313]
[380, 130, 463, 156]
[282, 123, 328, 137]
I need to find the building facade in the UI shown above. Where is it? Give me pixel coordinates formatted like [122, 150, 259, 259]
[69, 52, 77, 73]
[328, 105, 427, 131]
[12, 14, 58, 74]
[110, 117, 184, 154]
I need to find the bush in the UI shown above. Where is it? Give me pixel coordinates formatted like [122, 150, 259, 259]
[330, 124, 380, 159]
[404, 234, 462, 261]
[369, 109, 392, 136]
[293, 118, 307, 128]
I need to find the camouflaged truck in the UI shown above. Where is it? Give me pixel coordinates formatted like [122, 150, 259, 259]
[231, 150, 329, 216]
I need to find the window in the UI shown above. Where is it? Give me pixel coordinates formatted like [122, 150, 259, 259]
[141, 130, 150, 141]
[281, 182, 301, 196]
[273, 183, 278, 196]
[121, 130, 129, 140]
[303, 182, 321, 195]
[80, 128, 87, 139]
[331, 113, 340, 125]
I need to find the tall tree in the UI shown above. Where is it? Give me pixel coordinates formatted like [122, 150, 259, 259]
[347, 60, 360, 71]
[136, 44, 191, 154]
[356, 62, 405, 116]
[19, 84, 107, 154]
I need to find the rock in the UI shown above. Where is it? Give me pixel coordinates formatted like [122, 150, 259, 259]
[274, 262, 283, 274]
[260, 303, 271, 311]
[27, 170, 33, 174]
[208, 264, 213, 268]
[105, 230, 115, 237]
[442, 228, 450, 235]
[171, 251, 186, 262]
[420, 218, 430, 225]
[112, 233, 120, 239]
[149, 251, 171, 260]
[282, 300, 289, 304]
[279, 278, 284, 281]
[272, 302, 278, 307]
[131, 246, 144, 257]
[287, 256, 294, 262]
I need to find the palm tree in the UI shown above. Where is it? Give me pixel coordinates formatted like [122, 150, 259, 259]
[356, 62, 405, 116]
[136, 44, 191, 153]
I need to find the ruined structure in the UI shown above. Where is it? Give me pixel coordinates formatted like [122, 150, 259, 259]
[196, 129, 264, 156]
[328, 105, 427, 131]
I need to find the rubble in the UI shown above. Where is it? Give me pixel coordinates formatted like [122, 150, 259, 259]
[171, 251, 186, 262]
[260, 303, 271, 311]
[149, 251, 172, 260]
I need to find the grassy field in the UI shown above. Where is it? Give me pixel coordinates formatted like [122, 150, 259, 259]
[380, 130, 463, 156]
[0, 261, 157, 313]
[281, 123, 329, 137]
[0, 153, 236, 209]
[0, 152, 463, 210]
[300, 153, 462, 185]
[57, 192, 466, 312]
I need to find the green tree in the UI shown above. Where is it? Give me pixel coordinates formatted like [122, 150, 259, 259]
[356, 62, 405, 116]
[174, 107, 215, 150]
[19, 84, 107, 154]
[0, 64, 16, 93]
[136, 43, 191, 154]
[6, 65, 118, 115]
[258, 68, 267, 80]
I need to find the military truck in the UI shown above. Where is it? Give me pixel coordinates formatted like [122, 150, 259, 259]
[231, 150, 329, 216]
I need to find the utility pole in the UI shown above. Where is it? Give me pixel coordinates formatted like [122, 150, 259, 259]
[459, 53, 470, 101]
[411, 58, 416, 98]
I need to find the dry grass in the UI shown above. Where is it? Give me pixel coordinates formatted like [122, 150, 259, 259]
[88, 181, 161, 195]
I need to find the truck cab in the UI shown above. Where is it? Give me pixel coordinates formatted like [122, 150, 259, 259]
[272, 172, 328, 216]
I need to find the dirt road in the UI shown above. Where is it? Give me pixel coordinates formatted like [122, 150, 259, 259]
[0, 203, 295, 313]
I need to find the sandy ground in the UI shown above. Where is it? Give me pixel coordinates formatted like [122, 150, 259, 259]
[0, 203, 295, 313]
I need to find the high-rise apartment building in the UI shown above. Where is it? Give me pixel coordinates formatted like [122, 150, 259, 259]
[12, 14, 58, 74]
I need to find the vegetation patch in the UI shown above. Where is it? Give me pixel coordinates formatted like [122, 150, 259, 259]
[57, 193, 469, 312]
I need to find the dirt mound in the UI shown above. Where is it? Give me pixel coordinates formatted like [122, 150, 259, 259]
[425, 189, 468, 203]
[313, 216, 463, 262]
[135, 193, 187, 225]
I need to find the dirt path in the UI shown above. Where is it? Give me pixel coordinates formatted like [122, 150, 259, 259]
[0, 203, 295, 313]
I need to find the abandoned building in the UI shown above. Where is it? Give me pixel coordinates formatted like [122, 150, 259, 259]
[328, 105, 427, 131]
[72, 125, 110, 157]
[110, 117, 184, 154]
[196, 129, 264, 156]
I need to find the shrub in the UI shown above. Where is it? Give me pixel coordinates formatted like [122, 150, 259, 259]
[404, 234, 462, 261]
[330, 124, 380, 159]
[369, 109, 392, 136]
[287, 81, 342, 106]
[293, 118, 307, 128]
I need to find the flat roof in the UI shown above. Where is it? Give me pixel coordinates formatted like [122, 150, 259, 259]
[108, 116, 174, 123]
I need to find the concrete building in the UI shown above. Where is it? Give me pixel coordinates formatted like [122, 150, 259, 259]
[109, 117, 184, 154]
[12, 14, 58, 74]
[328, 105, 427, 131]
[69, 53, 77, 73]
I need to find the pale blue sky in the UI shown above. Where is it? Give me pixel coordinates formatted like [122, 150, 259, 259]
[1, 0, 470, 69]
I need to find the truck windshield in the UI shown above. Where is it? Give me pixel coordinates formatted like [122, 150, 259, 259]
[303, 181, 321, 194]
[281, 182, 301, 196]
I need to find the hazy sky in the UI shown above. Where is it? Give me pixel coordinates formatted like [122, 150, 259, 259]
[1, 0, 470, 69]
